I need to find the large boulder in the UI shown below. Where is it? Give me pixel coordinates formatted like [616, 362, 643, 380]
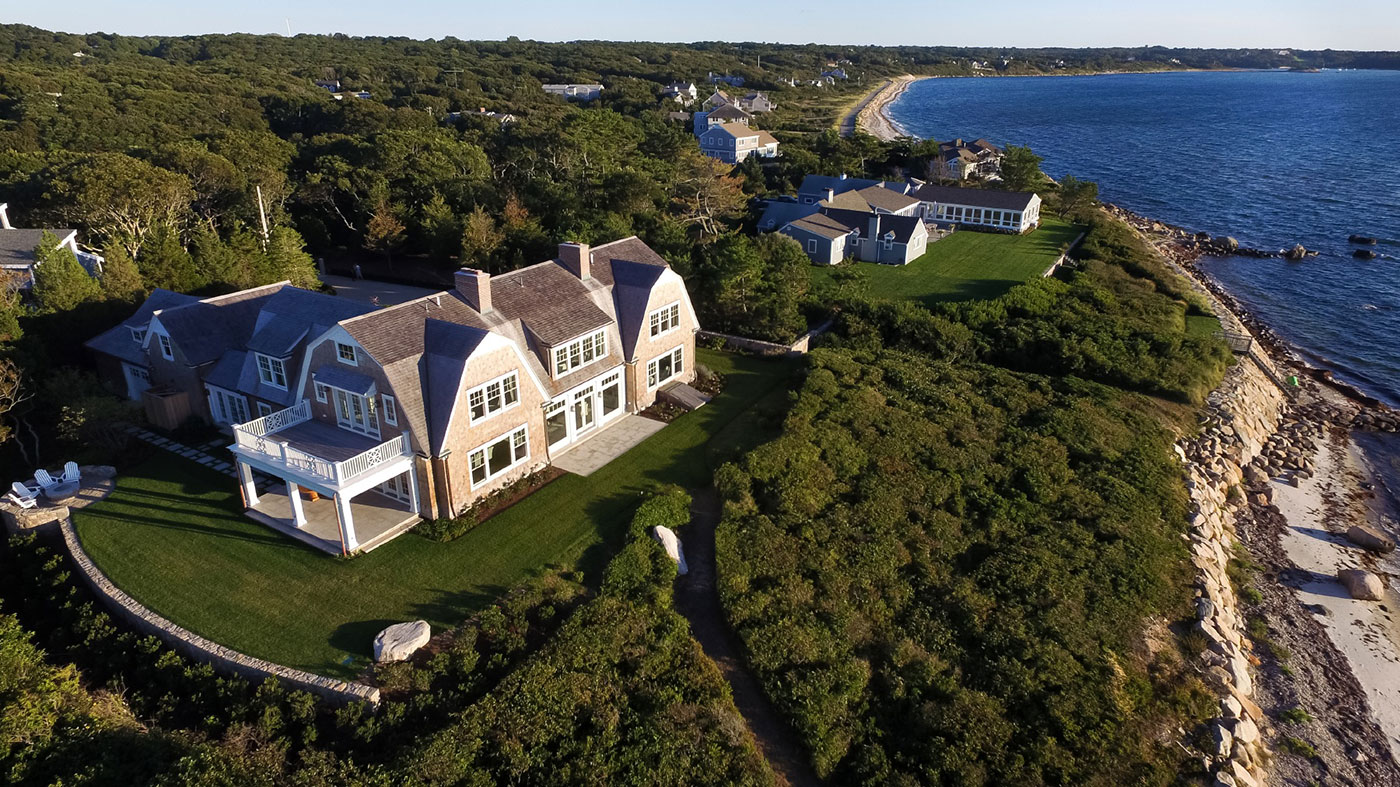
[1338, 569, 1385, 601]
[652, 525, 688, 575]
[373, 620, 431, 662]
[1284, 244, 1308, 260]
[1346, 524, 1396, 554]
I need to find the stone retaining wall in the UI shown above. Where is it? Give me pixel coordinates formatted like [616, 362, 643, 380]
[698, 319, 833, 358]
[1178, 354, 1290, 786]
[60, 517, 380, 706]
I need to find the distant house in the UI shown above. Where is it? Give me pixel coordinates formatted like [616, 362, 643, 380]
[313, 79, 341, 92]
[543, 84, 604, 101]
[0, 203, 103, 289]
[930, 138, 1003, 181]
[780, 208, 928, 266]
[331, 90, 371, 101]
[736, 92, 776, 113]
[757, 199, 819, 232]
[708, 72, 745, 87]
[909, 183, 1041, 233]
[821, 68, 849, 80]
[697, 123, 779, 164]
[447, 107, 517, 126]
[701, 89, 732, 111]
[692, 103, 752, 135]
[664, 81, 698, 103]
[819, 184, 922, 216]
[796, 173, 912, 205]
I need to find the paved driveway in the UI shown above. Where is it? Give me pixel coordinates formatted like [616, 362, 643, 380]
[321, 275, 440, 306]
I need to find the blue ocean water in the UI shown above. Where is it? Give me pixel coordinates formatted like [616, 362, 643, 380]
[887, 70, 1400, 403]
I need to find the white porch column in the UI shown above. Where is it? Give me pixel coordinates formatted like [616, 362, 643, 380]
[286, 481, 307, 529]
[237, 462, 259, 507]
[406, 464, 421, 515]
[335, 493, 359, 553]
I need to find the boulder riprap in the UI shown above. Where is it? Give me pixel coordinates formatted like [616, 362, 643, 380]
[1338, 569, 1385, 601]
[1284, 244, 1308, 260]
[1346, 524, 1396, 554]
[373, 620, 431, 662]
[652, 525, 688, 575]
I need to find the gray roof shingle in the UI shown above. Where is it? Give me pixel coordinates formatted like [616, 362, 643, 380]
[0, 229, 75, 268]
[910, 184, 1038, 211]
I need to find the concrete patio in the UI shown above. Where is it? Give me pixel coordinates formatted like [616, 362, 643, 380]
[246, 484, 419, 555]
[551, 414, 666, 477]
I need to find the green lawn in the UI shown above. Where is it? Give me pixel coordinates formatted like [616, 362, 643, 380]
[73, 350, 795, 678]
[813, 216, 1085, 307]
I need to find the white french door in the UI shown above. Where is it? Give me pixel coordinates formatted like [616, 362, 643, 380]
[334, 389, 377, 437]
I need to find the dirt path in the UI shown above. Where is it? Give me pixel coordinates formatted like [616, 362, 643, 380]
[675, 489, 823, 787]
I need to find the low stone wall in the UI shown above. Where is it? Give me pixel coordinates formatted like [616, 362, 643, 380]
[1178, 354, 1290, 786]
[699, 318, 833, 358]
[60, 517, 380, 706]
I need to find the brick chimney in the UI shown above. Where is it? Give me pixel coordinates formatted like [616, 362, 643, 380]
[559, 242, 590, 280]
[454, 268, 491, 313]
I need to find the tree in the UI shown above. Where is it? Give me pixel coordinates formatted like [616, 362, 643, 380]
[1057, 175, 1099, 218]
[670, 151, 745, 240]
[419, 193, 461, 262]
[136, 224, 201, 292]
[999, 145, 1045, 191]
[459, 206, 504, 269]
[98, 245, 145, 303]
[0, 358, 34, 445]
[364, 202, 406, 265]
[32, 232, 101, 312]
[48, 153, 193, 257]
[262, 227, 320, 289]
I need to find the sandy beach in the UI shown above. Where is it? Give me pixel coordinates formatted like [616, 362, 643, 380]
[844, 74, 921, 141]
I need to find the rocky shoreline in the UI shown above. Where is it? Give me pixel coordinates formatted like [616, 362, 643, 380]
[1121, 207, 1400, 785]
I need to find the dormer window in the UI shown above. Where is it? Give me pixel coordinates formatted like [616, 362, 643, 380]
[130, 326, 146, 344]
[255, 353, 288, 389]
[552, 329, 608, 377]
[336, 342, 357, 365]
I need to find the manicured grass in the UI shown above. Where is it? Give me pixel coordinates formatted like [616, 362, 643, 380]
[73, 350, 796, 678]
[812, 216, 1085, 307]
[1185, 313, 1223, 338]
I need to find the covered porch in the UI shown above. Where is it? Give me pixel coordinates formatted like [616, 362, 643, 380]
[230, 400, 421, 555]
[246, 483, 418, 555]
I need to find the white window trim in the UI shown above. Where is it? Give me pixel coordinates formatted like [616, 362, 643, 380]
[648, 301, 682, 339]
[467, 424, 530, 490]
[647, 346, 685, 390]
[315, 382, 329, 403]
[335, 342, 358, 366]
[255, 353, 289, 390]
[551, 329, 609, 379]
[129, 326, 146, 343]
[467, 370, 521, 424]
[157, 333, 173, 360]
[208, 385, 249, 426]
[382, 394, 398, 426]
[257, 402, 273, 417]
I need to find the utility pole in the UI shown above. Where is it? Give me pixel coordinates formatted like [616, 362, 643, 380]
[444, 68, 463, 87]
[256, 185, 271, 248]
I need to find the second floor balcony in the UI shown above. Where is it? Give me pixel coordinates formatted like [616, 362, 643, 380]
[230, 400, 412, 491]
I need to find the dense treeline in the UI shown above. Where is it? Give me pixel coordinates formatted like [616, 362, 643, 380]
[0, 489, 769, 784]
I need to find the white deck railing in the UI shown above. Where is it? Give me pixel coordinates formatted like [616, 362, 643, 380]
[231, 401, 412, 487]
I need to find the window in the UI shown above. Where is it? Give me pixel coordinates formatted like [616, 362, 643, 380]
[467, 372, 520, 422]
[552, 329, 608, 377]
[257, 402, 273, 417]
[210, 388, 249, 425]
[648, 302, 681, 338]
[806, 238, 817, 253]
[333, 388, 376, 436]
[256, 354, 288, 389]
[468, 425, 529, 487]
[647, 346, 685, 389]
[382, 394, 398, 426]
[336, 342, 357, 365]
[129, 327, 146, 344]
[315, 382, 328, 403]
[157, 333, 173, 360]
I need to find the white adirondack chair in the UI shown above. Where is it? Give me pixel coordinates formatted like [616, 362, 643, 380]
[7, 481, 40, 508]
[61, 461, 80, 485]
[34, 469, 60, 493]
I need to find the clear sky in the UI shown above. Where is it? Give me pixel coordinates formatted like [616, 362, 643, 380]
[10, 0, 1400, 51]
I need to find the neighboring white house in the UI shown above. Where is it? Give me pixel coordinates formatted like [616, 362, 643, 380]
[543, 84, 604, 101]
[664, 81, 698, 103]
[697, 123, 779, 164]
[0, 203, 103, 289]
[910, 183, 1041, 233]
[736, 92, 776, 113]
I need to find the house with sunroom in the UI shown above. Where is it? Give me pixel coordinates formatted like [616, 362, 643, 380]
[86, 237, 700, 555]
[909, 183, 1041, 233]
